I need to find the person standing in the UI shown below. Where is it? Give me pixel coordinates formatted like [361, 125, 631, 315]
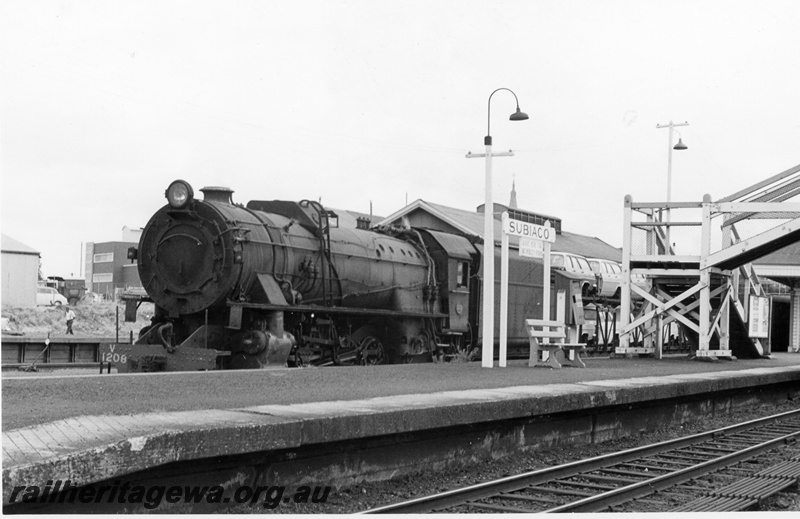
[65, 307, 75, 335]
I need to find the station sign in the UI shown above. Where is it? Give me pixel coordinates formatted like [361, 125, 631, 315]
[503, 218, 556, 243]
[519, 238, 544, 258]
[748, 296, 770, 338]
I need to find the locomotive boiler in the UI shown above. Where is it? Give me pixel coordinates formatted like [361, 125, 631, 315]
[119, 180, 477, 372]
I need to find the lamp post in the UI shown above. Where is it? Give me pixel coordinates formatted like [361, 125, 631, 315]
[656, 120, 688, 251]
[471, 88, 528, 368]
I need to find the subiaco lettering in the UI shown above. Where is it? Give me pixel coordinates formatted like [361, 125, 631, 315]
[503, 218, 556, 243]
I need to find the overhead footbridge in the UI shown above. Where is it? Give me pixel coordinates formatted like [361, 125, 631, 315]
[618, 163, 800, 359]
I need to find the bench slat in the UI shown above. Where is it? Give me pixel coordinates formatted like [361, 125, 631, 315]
[527, 330, 567, 339]
[525, 319, 565, 327]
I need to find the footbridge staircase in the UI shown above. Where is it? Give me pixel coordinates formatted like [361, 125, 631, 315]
[618, 164, 800, 358]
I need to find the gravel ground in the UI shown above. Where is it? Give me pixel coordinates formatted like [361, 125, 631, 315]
[225, 399, 800, 514]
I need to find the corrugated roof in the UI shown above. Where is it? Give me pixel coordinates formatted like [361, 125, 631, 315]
[379, 200, 622, 262]
[753, 242, 800, 266]
[551, 230, 622, 262]
[1, 234, 40, 255]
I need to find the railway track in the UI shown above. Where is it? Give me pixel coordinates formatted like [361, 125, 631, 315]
[363, 408, 800, 513]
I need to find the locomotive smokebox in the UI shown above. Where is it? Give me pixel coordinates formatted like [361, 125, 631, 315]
[138, 180, 275, 316]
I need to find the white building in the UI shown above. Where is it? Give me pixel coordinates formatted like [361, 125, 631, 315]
[1, 234, 40, 307]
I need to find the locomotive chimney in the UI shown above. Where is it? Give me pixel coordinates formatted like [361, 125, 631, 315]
[200, 186, 234, 204]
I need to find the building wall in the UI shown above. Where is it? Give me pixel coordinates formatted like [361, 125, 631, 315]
[85, 242, 94, 292]
[88, 242, 142, 299]
[1, 251, 39, 307]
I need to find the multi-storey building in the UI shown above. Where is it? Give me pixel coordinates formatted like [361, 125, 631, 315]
[85, 227, 143, 299]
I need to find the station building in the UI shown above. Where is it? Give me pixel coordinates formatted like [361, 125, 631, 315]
[377, 185, 621, 338]
[753, 242, 800, 352]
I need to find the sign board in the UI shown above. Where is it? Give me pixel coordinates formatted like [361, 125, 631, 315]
[503, 218, 556, 243]
[499, 213, 556, 368]
[571, 281, 586, 326]
[519, 238, 544, 258]
[748, 296, 770, 338]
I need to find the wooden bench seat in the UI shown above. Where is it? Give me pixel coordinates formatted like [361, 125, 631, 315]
[525, 319, 587, 368]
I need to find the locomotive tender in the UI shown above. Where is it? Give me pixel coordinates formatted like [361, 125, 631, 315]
[119, 180, 550, 372]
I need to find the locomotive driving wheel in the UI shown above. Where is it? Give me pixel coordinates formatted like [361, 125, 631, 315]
[358, 336, 386, 365]
[349, 323, 393, 366]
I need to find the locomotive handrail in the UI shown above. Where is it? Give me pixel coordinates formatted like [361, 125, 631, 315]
[300, 199, 340, 307]
[157, 233, 203, 246]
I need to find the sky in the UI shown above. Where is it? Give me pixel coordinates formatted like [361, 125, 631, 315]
[1, 0, 799, 279]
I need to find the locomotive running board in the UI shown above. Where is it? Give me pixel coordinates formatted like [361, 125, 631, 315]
[226, 301, 447, 319]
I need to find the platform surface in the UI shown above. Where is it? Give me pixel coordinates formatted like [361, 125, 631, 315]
[6, 353, 800, 430]
[4, 353, 800, 504]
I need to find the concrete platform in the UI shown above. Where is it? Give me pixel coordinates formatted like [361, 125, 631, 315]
[4, 353, 800, 505]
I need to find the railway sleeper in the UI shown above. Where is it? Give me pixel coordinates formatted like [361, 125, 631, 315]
[498, 492, 563, 505]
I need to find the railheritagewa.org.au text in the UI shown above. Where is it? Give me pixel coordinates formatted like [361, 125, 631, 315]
[7, 480, 332, 510]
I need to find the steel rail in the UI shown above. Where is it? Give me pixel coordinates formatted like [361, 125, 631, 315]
[361, 408, 800, 514]
[545, 429, 799, 512]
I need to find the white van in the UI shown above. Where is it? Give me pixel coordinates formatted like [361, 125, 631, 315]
[37, 287, 68, 306]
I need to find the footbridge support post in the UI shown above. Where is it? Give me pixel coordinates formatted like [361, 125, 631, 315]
[619, 195, 633, 352]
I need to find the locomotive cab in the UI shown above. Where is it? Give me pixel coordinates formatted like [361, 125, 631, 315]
[418, 230, 478, 352]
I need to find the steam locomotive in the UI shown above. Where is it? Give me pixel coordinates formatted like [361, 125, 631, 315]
[117, 180, 558, 372]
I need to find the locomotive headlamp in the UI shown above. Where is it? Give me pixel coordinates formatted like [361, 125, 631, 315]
[166, 180, 194, 209]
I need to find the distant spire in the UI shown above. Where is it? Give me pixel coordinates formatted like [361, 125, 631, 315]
[509, 175, 518, 209]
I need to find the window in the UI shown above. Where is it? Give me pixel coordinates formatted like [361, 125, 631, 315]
[550, 255, 564, 267]
[93, 273, 113, 283]
[575, 257, 591, 272]
[94, 252, 114, 263]
[610, 263, 622, 274]
[456, 261, 469, 288]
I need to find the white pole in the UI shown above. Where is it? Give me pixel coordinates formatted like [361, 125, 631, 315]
[500, 212, 509, 367]
[666, 122, 674, 248]
[656, 120, 688, 252]
[482, 140, 494, 368]
[543, 221, 552, 321]
[541, 221, 552, 349]
[667, 122, 674, 205]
